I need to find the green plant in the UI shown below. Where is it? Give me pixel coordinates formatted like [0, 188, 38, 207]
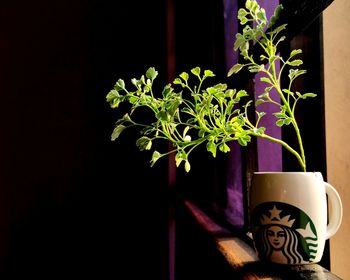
[106, 67, 250, 173]
[106, 0, 315, 172]
[228, 0, 316, 172]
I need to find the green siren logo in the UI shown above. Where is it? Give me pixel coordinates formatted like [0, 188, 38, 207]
[251, 202, 318, 264]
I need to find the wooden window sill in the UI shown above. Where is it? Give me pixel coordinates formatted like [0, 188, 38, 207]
[184, 200, 342, 280]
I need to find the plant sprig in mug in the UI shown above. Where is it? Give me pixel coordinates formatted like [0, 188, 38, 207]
[106, 0, 316, 172]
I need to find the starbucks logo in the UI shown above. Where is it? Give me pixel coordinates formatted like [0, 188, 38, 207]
[251, 202, 318, 264]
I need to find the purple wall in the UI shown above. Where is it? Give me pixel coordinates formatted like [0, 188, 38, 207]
[223, 0, 244, 227]
[255, 0, 282, 172]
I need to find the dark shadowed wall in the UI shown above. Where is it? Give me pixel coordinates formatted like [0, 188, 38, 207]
[0, 0, 168, 277]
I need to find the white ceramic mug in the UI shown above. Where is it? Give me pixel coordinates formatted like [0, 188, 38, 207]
[250, 172, 342, 265]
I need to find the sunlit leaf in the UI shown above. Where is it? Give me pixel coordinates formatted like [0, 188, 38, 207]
[191, 67, 201, 77]
[185, 161, 191, 172]
[136, 136, 152, 151]
[219, 143, 230, 153]
[111, 124, 126, 141]
[179, 72, 189, 82]
[228, 63, 244, 77]
[146, 67, 158, 81]
[206, 141, 217, 157]
[302, 93, 317, 99]
[288, 59, 303, 67]
[150, 151, 162, 167]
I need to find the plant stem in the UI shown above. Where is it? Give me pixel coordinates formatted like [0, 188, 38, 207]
[271, 62, 306, 171]
[252, 132, 306, 171]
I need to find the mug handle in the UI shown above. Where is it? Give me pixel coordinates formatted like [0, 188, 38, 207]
[325, 182, 343, 240]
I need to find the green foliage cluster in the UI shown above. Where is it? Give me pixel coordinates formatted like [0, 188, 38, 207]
[106, 0, 316, 172]
[106, 67, 250, 172]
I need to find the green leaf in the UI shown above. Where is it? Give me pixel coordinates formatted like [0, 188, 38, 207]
[111, 124, 126, 141]
[150, 151, 161, 167]
[274, 112, 286, 118]
[236, 90, 248, 99]
[253, 127, 266, 135]
[128, 95, 138, 105]
[234, 33, 248, 52]
[146, 67, 158, 81]
[173, 78, 182, 85]
[204, 69, 215, 77]
[260, 77, 271, 84]
[162, 84, 173, 97]
[183, 126, 190, 139]
[114, 79, 125, 91]
[122, 113, 132, 122]
[175, 152, 186, 167]
[185, 161, 191, 172]
[191, 67, 201, 77]
[284, 118, 292, 125]
[237, 137, 247, 146]
[181, 107, 194, 115]
[282, 89, 294, 96]
[219, 142, 230, 153]
[198, 129, 205, 138]
[248, 65, 263, 73]
[257, 9, 266, 22]
[268, 4, 283, 28]
[146, 140, 152, 150]
[245, 0, 253, 10]
[207, 87, 217, 95]
[156, 110, 168, 121]
[136, 136, 152, 151]
[242, 25, 256, 41]
[288, 69, 307, 80]
[256, 111, 266, 118]
[166, 99, 181, 117]
[258, 92, 269, 99]
[143, 84, 151, 93]
[238, 8, 248, 18]
[106, 89, 120, 103]
[239, 16, 248, 25]
[290, 49, 302, 57]
[228, 63, 244, 77]
[206, 141, 217, 157]
[140, 75, 146, 85]
[179, 72, 189, 82]
[302, 93, 317, 99]
[255, 99, 265, 106]
[250, 1, 259, 13]
[276, 119, 284, 127]
[213, 83, 227, 92]
[246, 0, 259, 12]
[225, 89, 235, 98]
[288, 59, 303, 67]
